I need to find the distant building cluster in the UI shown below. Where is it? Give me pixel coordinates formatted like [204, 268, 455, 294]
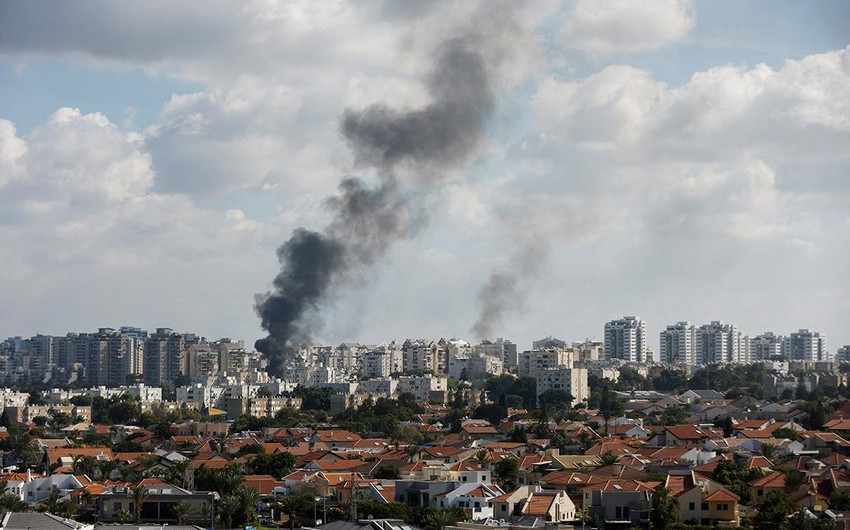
[0, 327, 266, 388]
[600, 316, 835, 366]
[2, 319, 847, 413]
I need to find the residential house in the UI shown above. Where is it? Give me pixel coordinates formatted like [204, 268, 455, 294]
[435, 482, 504, 521]
[665, 471, 740, 525]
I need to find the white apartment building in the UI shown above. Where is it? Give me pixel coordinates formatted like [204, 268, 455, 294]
[695, 321, 748, 365]
[535, 367, 589, 405]
[604, 316, 648, 363]
[518, 348, 573, 377]
[660, 322, 696, 365]
[359, 379, 397, 396]
[837, 345, 850, 364]
[447, 353, 503, 380]
[750, 332, 787, 361]
[571, 339, 603, 362]
[363, 350, 393, 378]
[473, 339, 518, 370]
[787, 329, 828, 362]
[396, 374, 447, 403]
[0, 389, 29, 414]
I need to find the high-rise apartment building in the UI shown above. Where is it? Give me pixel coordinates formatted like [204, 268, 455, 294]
[695, 321, 748, 365]
[659, 322, 696, 365]
[143, 328, 199, 387]
[787, 329, 828, 362]
[837, 345, 850, 363]
[604, 316, 648, 363]
[750, 332, 787, 361]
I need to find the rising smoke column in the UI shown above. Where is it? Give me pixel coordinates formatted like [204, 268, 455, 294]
[470, 238, 549, 341]
[255, 25, 506, 376]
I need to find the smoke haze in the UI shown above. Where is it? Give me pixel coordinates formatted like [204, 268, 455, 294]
[254, 13, 517, 376]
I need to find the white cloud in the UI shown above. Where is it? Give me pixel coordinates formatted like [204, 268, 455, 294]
[559, 0, 695, 56]
[23, 107, 153, 202]
[0, 119, 27, 188]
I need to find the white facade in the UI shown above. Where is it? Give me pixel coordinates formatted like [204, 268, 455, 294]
[362, 350, 392, 378]
[518, 348, 573, 377]
[535, 367, 589, 405]
[397, 374, 447, 403]
[695, 321, 748, 365]
[750, 332, 787, 361]
[359, 379, 397, 396]
[787, 329, 828, 362]
[660, 322, 696, 365]
[604, 316, 648, 363]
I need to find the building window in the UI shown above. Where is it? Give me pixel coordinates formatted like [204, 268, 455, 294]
[689, 503, 695, 510]
[701, 503, 708, 511]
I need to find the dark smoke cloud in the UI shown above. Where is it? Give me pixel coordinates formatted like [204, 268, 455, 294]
[255, 23, 505, 377]
[471, 239, 549, 341]
[341, 38, 493, 171]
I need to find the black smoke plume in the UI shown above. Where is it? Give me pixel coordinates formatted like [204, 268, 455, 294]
[255, 29, 501, 377]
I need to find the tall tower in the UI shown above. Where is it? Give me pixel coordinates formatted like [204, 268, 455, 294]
[659, 322, 696, 366]
[604, 316, 647, 363]
[787, 329, 827, 362]
[695, 321, 748, 365]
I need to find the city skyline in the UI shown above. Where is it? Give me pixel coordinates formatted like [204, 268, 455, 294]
[1, 1, 849, 358]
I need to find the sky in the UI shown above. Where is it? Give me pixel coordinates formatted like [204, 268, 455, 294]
[1, 0, 849, 357]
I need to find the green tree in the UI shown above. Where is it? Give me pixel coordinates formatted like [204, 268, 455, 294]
[538, 389, 575, 409]
[753, 490, 796, 530]
[426, 507, 465, 530]
[829, 492, 850, 510]
[779, 510, 835, 530]
[249, 451, 296, 479]
[131, 485, 149, 523]
[599, 451, 619, 466]
[277, 494, 316, 530]
[115, 508, 133, 523]
[472, 403, 507, 427]
[172, 501, 191, 525]
[374, 464, 400, 479]
[660, 405, 690, 425]
[493, 458, 519, 492]
[235, 487, 261, 526]
[217, 493, 241, 530]
[650, 487, 677, 530]
[38, 490, 63, 515]
[760, 442, 779, 461]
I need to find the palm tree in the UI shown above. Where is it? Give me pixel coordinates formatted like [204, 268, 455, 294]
[136, 455, 158, 472]
[277, 494, 315, 530]
[473, 449, 491, 469]
[760, 442, 779, 461]
[427, 508, 462, 530]
[172, 501, 191, 525]
[200, 502, 214, 529]
[131, 485, 149, 523]
[599, 451, 619, 467]
[98, 459, 119, 480]
[236, 487, 261, 526]
[39, 490, 63, 515]
[115, 508, 133, 523]
[168, 458, 191, 489]
[57, 499, 77, 520]
[217, 493, 241, 530]
[79, 455, 97, 477]
[406, 444, 420, 462]
[783, 469, 805, 490]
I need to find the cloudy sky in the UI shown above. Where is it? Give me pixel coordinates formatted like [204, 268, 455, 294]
[1, 0, 849, 356]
